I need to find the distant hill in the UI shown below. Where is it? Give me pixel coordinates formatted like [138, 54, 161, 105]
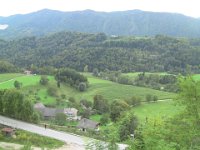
[0, 9, 200, 39]
[0, 32, 200, 73]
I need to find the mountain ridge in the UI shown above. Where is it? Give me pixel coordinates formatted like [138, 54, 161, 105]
[0, 9, 200, 39]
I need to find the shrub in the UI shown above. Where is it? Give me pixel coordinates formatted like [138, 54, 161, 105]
[40, 75, 49, 85]
[78, 82, 87, 92]
[55, 113, 66, 126]
[47, 86, 58, 97]
[100, 114, 110, 125]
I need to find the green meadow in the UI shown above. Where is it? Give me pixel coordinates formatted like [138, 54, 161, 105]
[193, 74, 200, 80]
[134, 100, 182, 121]
[90, 100, 182, 122]
[0, 73, 24, 82]
[0, 73, 175, 104]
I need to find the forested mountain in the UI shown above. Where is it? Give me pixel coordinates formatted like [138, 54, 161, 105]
[1, 9, 200, 39]
[0, 32, 200, 73]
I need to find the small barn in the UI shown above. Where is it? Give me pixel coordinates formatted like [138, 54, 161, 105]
[1, 128, 15, 137]
[24, 70, 32, 75]
[77, 118, 99, 131]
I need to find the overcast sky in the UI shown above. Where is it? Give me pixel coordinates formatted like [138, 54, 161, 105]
[0, 0, 199, 18]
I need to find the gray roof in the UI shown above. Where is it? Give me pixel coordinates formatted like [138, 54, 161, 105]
[34, 102, 64, 117]
[77, 118, 99, 130]
[34, 102, 45, 109]
[43, 108, 64, 117]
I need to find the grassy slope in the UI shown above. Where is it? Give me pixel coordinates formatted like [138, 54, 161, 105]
[193, 74, 200, 80]
[90, 101, 182, 122]
[0, 73, 24, 82]
[134, 100, 182, 121]
[0, 73, 175, 104]
[59, 75, 175, 101]
[0, 75, 40, 89]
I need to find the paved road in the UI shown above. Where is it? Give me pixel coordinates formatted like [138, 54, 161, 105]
[0, 115, 85, 148]
[0, 115, 127, 150]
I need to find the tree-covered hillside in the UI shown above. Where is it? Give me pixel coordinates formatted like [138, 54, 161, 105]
[0, 32, 200, 73]
[1, 9, 200, 39]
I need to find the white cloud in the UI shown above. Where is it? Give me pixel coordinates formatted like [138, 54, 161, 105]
[0, 24, 8, 30]
[0, 0, 199, 17]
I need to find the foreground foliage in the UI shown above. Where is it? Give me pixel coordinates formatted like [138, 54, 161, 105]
[129, 75, 200, 149]
[0, 89, 39, 123]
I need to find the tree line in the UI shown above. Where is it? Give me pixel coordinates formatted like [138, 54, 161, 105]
[0, 89, 39, 123]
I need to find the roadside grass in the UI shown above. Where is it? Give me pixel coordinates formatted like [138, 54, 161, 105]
[0, 129, 64, 149]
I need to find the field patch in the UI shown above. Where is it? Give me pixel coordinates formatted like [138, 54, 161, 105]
[193, 74, 200, 80]
[0, 73, 24, 82]
[134, 100, 182, 121]
[0, 75, 40, 89]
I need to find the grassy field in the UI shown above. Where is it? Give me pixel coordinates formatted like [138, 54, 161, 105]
[58, 75, 175, 102]
[0, 73, 24, 82]
[89, 101, 182, 122]
[134, 100, 182, 121]
[193, 74, 200, 80]
[0, 73, 175, 105]
[0, 75, 40, 89]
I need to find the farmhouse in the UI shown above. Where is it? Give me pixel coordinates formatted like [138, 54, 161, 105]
[34, 102, 79, 120]
[24, 70, 32, 75]
[64, 108, 79, 120]
[77, 118, 100, 131]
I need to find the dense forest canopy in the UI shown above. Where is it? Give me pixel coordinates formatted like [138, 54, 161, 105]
[0, 32, 200, 74]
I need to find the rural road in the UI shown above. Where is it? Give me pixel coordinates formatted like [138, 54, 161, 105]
[0, 115, 127, 150]
[0, 115, 85, 148]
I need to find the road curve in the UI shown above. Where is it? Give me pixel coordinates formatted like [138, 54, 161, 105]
[0, 115, 127, 150]
[0, 115, 85, 147]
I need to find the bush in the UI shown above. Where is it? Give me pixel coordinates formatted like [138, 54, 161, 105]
[78, 82, 87, 92]
[55, 113, 66, 126]
[61, 94, 66, 99]
[14, 80, 22, 89]
[153, 95, 158, 102]
[40, 75, 49, 85]
[47, 86, 58, 97]
[146, 94, 152, 102]
[100, 114, 110, 125]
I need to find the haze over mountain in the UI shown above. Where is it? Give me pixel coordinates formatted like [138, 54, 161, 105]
[0, 9, 200, 39]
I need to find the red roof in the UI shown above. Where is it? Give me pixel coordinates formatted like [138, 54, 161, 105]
[2, 128, 15, 133]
